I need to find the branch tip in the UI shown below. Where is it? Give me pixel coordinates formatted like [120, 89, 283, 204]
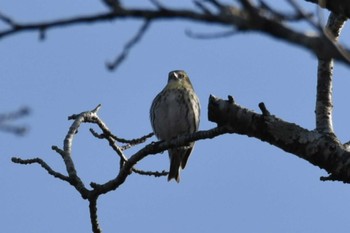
[258, 102, 270, 116]
[90, 128, 105, 139]
[227, 95, 234, 104]
[92, 104, 102, 113]
[68, 114, 78, 120]
[193, 0, 213, 15]
[52, 145, 65, 155]
[11, 157, 20, 163]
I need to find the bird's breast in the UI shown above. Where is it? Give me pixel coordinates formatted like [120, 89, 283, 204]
[153, 89, 198, 140]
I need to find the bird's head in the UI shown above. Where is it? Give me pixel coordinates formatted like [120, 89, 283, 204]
[167, 70, 193, 89]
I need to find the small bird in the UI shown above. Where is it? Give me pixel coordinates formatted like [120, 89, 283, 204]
[150, 70, 200, 182]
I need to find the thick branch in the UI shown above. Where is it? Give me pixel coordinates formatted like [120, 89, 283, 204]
[315, 13, 347, 133]
[0, 6, 348, 65]
[305, 0, 350, 18]
[208, 95, 350, 183]
[89, 197, 101, 233]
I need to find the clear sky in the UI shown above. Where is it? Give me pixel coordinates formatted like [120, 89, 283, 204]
[2, 1, 350, 233]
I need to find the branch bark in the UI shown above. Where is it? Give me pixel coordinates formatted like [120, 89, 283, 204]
[305, 0, 350, 18]
[0, 3, 349, 66]
[12, 105, 231, 232]
[315, 13, 347, 133]
[89, 197, 101, 233]
[208, 95, 350, 183]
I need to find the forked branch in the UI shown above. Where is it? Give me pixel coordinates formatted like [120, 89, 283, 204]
[0, 1, 349, 70]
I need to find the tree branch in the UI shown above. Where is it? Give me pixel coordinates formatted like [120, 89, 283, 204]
[106, 20, 152, 71]
[315, 13, 347, 133]
[12, 88, 350, 232]
[131, 168, 168, 177]
[89, 126, 230, 194]
[305, 0, 350, 18]
[0, 107, 30, 136]
[0, 4, 349, 66]
[89, 197, 101, 233]
[12, 104, 231, 232]
[208, 95, 350, 183]
[11, 157, 70, 182]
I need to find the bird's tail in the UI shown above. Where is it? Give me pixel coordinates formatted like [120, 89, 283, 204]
[168, 150, 182, 183]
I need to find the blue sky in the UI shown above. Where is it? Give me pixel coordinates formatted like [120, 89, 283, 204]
[2, 1, 350, 232]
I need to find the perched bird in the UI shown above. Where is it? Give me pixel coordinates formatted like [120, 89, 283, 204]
[150, 70, 200, 182]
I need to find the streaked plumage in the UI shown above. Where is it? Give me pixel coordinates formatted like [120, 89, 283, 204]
[150, 70, 200, 182]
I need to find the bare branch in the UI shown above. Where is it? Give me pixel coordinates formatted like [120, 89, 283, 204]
[132, 168, 168, 177]
[90, 126, 153, 146]
[0, 11, 17, 26]
[258, 102, 271, 116]
[0, 107, 29, 122]
[0, 6, 349, 66]
[14, 85, 350, 231]
[0, 125, 27, 136]
[286, 0, 321, 29]
[11, 157, 70, 182]
[0, 107, 30, 136]
[14, 104, 206, 197]
[185, 28, 238, 39]
[111, 132, 154, 146]
[305, 0, 350, 18]
[60, 112, 94, 197]
[258, 0, 314, 21]
[90, 127, 128, 164]
[88, 197, 101, 233]
[208, 95, 350, 183]
[193, 0, 214, 15]
[90, 124, 166, 178]
[90, 126, 231, 195]
[106, 20, 152, 71]
[101, 0, 122, 11]
[315, 13, 347, 133]
[149, 0, 168, 10]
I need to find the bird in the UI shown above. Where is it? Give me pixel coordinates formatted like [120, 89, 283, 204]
[150, 70, 200, 183]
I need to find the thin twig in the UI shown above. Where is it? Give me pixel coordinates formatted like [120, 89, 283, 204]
[0, 11, 16, 26]
[101, 0, 122, 11]
[106, 20, 152, 71]
[0, 125, 27, 135]
[0, 6, 348, 66]
[132, 168, 168, 177]
[259, 0, 313, 21]
[149, 0, 168, 10]
[11, 157, 70, 182]
[193, 0, 213, 15]
[186, 28, 238, 39]
[117, 132, 154, 147]
[286, 0, 321, 30]
[90, 126, 231, 195]
[0, 107, 30, 136]
[0, 107, 30, 121]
